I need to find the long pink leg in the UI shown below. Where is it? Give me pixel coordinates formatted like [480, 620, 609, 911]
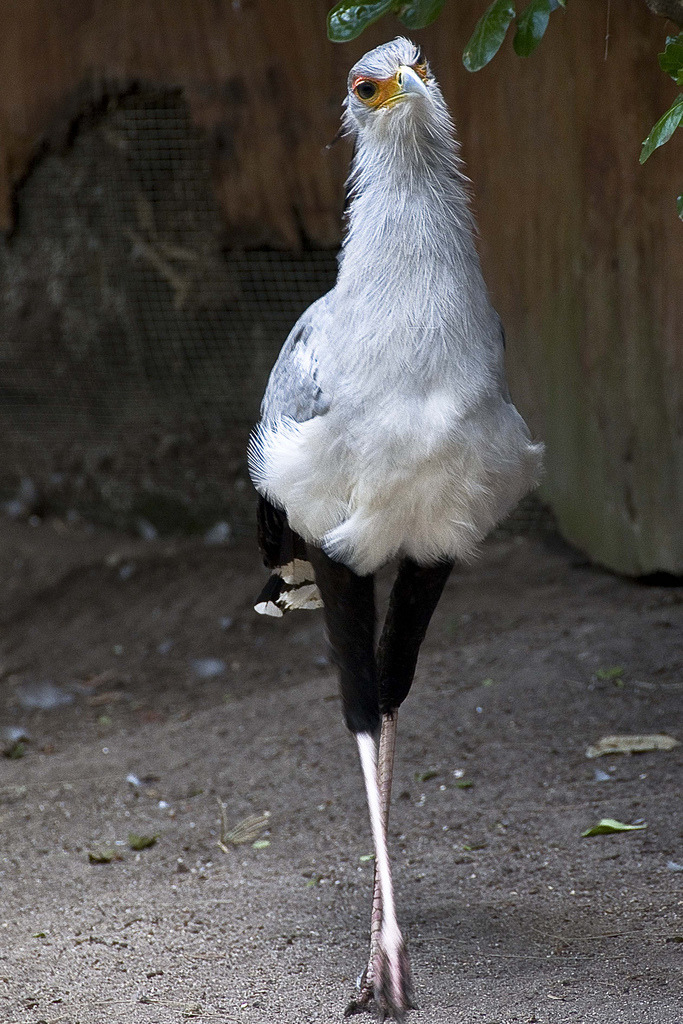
[346, 713, 413, 1021]
[346, 713, 397, 1010]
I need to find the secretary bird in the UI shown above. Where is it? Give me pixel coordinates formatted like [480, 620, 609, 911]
[249, 37, 543, 1022]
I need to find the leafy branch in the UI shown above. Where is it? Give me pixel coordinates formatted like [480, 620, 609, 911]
[327, 1, 446, 42]
[462, 0, 564, 70]
[640, 31, 683, 218]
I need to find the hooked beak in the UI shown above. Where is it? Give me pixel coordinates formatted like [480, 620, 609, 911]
[380, 65, 429, 107]
[395, 65, 429, 98]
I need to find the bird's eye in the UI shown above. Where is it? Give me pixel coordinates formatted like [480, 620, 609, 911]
[354, 80, 378, 102]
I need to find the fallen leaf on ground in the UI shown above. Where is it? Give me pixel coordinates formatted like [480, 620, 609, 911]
[586, 734, 680, 758]
[596, 666, 624, 680]
[3, 740, 26, 759]
[128, 832, 159, 850]
[581, 818, 647, 838]
[88, 849, 120, 863]
[217, 803, 271, 851]
[1, 726, 30, 755]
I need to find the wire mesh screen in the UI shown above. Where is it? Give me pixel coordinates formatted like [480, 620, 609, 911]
[0, 87, 338, 536]
[0, 86, 551, 542]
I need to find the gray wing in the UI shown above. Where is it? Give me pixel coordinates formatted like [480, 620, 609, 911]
[260, 294, 331, 424]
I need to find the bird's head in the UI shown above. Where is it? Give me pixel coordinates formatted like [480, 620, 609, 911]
[343, 37, 439, 141]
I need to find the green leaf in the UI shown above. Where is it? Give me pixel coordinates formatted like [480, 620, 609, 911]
[415, 768, 439, 782]
[88, 848, 118, 863]
[3, 740, 26, 759]
[596, 665, 623, 680]
[640, 94, 683, 164]
[128, 832, 159, 850]
[659, 33, 683, 85]
[463, 0, 516, 72]
[581, 818, 647, 838]
[327, 0, 397, 42]
[399, 0, 446, 30]
[513, 0, 563, 58]
[677, 194, 683, 219]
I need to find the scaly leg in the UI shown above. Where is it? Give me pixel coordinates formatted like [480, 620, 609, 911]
[349, 728, 413, 1023]
[346, 712, 406, 1017]
[346, 557, 453, 1018]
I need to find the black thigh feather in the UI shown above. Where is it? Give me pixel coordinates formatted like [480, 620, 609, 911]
[254, 496, 322, 617]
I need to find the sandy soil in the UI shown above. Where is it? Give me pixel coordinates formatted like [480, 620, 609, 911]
[0, 515, 681, 1024]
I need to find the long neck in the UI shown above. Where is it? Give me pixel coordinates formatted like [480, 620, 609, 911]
[337, 110, 481, 307]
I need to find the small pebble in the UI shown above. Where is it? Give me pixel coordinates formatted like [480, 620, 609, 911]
[15, 681, 74, 711]
[204, 521, 232, 545]
[136, 518, 159, 541]
[191, 658, 226, 679]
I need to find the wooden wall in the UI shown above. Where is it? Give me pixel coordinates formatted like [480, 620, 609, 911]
[0, 0, 681, 573]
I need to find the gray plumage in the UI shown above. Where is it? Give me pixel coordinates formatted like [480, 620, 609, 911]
[259, 297, 331, 424]
[249, 37, 542, 576]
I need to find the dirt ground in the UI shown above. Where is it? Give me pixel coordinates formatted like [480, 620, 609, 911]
[0, 513, 681, 1024]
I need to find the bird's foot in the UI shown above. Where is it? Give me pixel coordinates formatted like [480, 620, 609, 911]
[344, 964, 375, 1018]
[345, 930, 415, 1022]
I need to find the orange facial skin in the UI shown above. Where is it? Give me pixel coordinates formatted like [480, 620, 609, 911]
[352, 62, 429, 109]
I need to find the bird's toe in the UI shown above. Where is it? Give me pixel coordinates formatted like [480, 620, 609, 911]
[344, 965, 375, 1017]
